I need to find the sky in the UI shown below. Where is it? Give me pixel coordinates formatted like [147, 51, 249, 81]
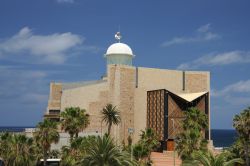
[0, 0, 249, 129]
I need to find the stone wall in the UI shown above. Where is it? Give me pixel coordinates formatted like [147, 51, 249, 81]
[47, 83, 62, 112]
[185, 71, 210, 93]
[137, 67, 183, 91]
[61, 82, 108, 111]
[45, 65, 210, 144]
[107, 65, 136, 144]
[119, 66, 135, 143]
[87, 90, 109, 133]
[60, 81, 109, 134]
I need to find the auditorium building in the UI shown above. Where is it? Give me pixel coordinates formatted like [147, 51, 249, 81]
[44, 34, 211, 150]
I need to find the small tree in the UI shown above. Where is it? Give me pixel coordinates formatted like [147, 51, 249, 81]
[101, 104, 121, 135]
[133, 143, 148, 163]
[61, 136, 95, 166]
[133, 128, 159, 165]
[176, 107, 208, 160]
[140, 128, 159, 157]
[34, 119, 59, 166]
[60, 107, 90, 141]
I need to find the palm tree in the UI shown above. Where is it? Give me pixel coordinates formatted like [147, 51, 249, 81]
[61, 136, 95, 166]
[183, 151, 244, 166]
[81, 135, 137, 166]
[101, 104, 121, 135]
[133, 143, 148, 164]
[131, 128, 159, 165]
[233, 107, 250, 166]
[48, 149, 60, 159]
[0, 132, 12, 166]
[227, 138, 245, 163]
[33, 119, 59, 166]
[0, 132, 36, 166]
[176, 130, 196, 159]
[32, 140, 44, 165]
[140, 128, 159, 156]
[60, 107, 90, 141]
[176, 107, 208, 160]
[11, 134, 36, 166]
[183, 107, 208, 130]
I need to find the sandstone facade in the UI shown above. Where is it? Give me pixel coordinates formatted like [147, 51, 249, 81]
[46, 64, 210, 144]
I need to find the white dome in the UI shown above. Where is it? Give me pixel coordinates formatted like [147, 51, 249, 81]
[106, 43, 133, 56]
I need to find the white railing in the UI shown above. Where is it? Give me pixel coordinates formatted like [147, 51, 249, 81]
[25, 128, 37, 133]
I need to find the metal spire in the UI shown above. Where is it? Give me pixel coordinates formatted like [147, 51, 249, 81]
[115, 31, 122, 43]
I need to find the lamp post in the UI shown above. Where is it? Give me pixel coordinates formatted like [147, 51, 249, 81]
[171, 118, 176, 166]
[131, 134, 133, 161]
[100, 119, 104, 137]
[115, 114, 119, 144]
[128, 128, 134, 161]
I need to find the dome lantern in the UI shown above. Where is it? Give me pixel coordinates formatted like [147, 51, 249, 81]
[104, 32, 135, 66]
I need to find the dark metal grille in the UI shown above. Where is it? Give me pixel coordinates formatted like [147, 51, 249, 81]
[147, 89, 166, 140]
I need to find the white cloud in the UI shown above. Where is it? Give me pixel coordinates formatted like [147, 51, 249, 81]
[162, 24, 220, 47]
[0, 27, 83, 64]
[212, 80, 250, 105]
[197, 24, 211, 33]
[56, 0, 74, 3]
[224, 96, 250, 106]
[213, 80, 250, 97]
[177, 51, 250, 70]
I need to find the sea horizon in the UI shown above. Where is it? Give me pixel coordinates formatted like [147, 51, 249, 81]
[0, 127, 238, 148]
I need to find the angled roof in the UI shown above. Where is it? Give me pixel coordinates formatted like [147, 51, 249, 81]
[176, 91, 208, 102]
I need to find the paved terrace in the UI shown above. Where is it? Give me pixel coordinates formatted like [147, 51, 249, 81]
[151, 152, 182, 166]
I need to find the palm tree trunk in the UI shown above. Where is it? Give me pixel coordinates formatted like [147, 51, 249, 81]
[43, 148, 47, 166]
[245, 144, 249, 166]
[108, 123, 112, 135]
[70, 133, 74, 142]
[147, 150, 151, 163]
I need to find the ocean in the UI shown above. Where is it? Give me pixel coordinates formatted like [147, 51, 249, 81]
[0, 127, 237, 148]
[0, 126, 34, 133]
[211, 129, 238, 147]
